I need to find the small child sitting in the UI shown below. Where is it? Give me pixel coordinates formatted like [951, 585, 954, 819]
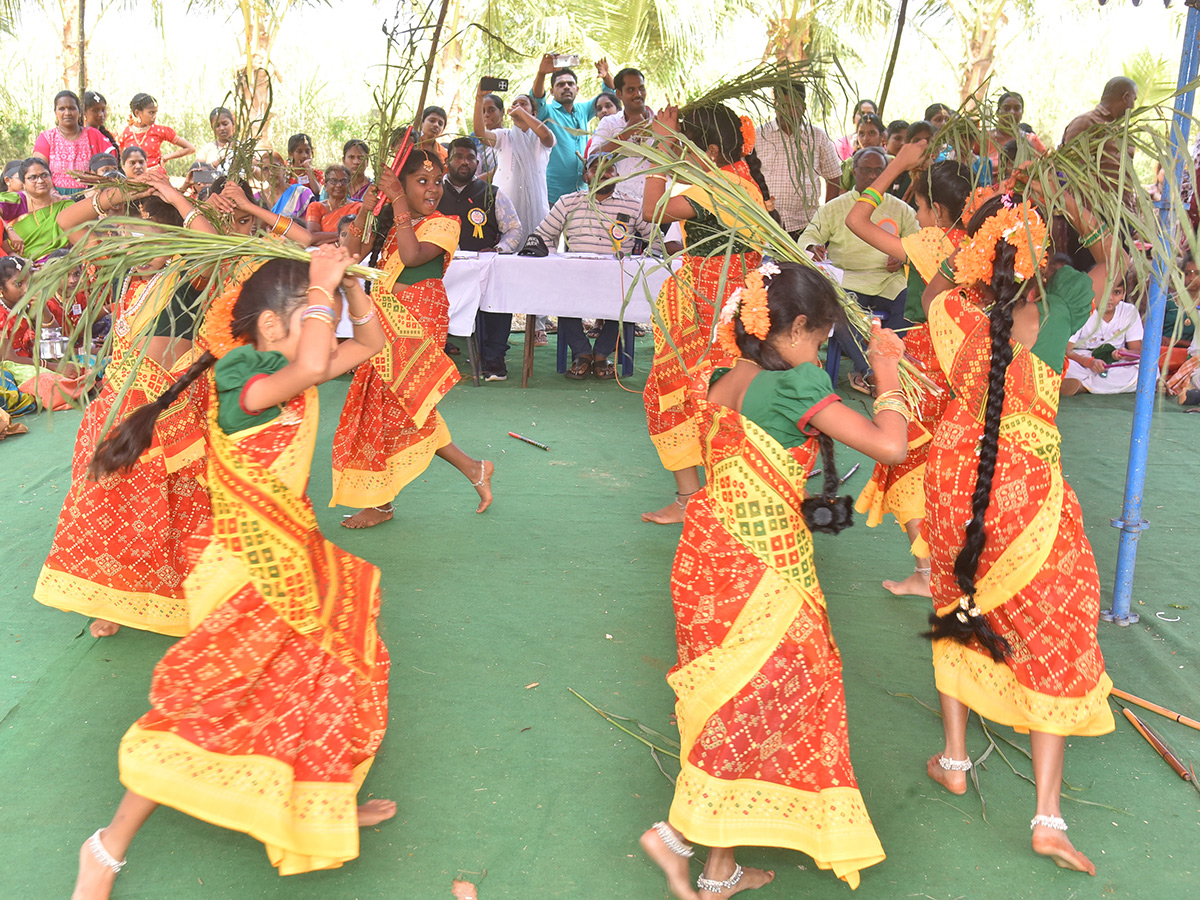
[1061, 275, 1142, 396]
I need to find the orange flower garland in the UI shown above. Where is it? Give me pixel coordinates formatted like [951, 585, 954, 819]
[716, 319, 741, 358]
[738, 270, 771, 338]
[203, 258, 269, 359]
[954, 200, 1048, 287]
[739, 115, 756, 156]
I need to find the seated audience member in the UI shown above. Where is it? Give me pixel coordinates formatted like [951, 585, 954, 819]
[437, 137, 522, 381]
[3, 161, 23, 192]
[1062, 275, 1143, 395]
[120, 145, 148, 180]
[305, 164, 362, 245]
[87, 153, 120, 178]
[533, 150, 658, 381]
[798, 146, 918, 393]
[838, 113, 886, 192]
[1, 159, 74, 263]
[885, 120, 909, 156]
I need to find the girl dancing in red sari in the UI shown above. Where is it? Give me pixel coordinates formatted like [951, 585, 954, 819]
[70, 248, 394, 900]
[844, 144, 974, 597]
[920, 188, 1117, 875]
[334, 149, 492, 528]
[641, 262, 911, 897]
[640, 103, 777, 524]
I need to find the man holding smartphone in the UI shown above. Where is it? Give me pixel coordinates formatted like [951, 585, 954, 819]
[592, 67, 655, 200]
[531, 53, 616, 205]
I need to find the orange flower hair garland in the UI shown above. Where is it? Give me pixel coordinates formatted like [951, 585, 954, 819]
[739, 115, 756, 156]
[954, 199, 1048, 287]
[717, 261, 778, 358]
[203, 258, 269, 359]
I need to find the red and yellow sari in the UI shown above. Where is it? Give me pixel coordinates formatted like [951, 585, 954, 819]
[120, 382, 389, 875]
[35, 271, 211, 635]
[924, 289, 1114, 736]
[668, 402, 885, 888]
[854, 227, 964, 556]
[645, 163, 764, 471]
[330, 214, 460, 508]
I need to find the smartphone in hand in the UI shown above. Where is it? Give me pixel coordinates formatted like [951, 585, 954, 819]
[480, 76, 509, 92]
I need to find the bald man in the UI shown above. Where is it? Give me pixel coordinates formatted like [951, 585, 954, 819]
[1061, 76, 1139, 207]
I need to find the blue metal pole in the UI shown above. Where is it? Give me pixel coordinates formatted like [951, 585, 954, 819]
[1104, 5, 1200, 626]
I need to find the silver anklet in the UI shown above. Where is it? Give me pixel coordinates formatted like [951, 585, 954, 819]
[915, 566, 931, 575]
[674, 490, 698, 510]
[938, 755, 972, 771]
[651, 821, 694, 858]
[473, 461, 490, 487]
[86, 828, 126, 873]
[1031, 814, 1068, 831]
[697, 864, 742, 894]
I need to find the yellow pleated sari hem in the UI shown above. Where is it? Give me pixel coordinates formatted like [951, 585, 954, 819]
[669, 773, 883, 889]
[933, 640, 1115, 737]
[649, 419, 703, 471]
[33, 568, 189, 636]
[329, 416, 451, 509]
[120, 725, 374, 875]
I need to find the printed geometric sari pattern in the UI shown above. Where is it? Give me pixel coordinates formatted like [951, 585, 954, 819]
[120, 386, 390, 876]
[330, 214, 461, 508]
[667, 403, 885, 888]
[924, 289, 1114, 737]
[35, 272, 211, 635]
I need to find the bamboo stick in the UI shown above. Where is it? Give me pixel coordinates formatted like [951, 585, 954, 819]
[1122, 707, 1192, 780]
[1112, 687, 1200, 732]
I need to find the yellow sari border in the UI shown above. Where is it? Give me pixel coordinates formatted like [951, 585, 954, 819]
[933, 640, 1115, 737]
[329, 414, 450, 508]
[33, 568, 189, 636]
[120, 724, 372, 875]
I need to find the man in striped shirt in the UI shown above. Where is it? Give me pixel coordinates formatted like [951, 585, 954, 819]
[534, 151, 659, 380]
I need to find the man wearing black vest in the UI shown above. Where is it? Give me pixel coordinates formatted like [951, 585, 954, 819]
[437, 137, 523, 380]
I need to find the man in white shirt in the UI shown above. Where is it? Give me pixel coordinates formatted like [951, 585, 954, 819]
[592, 67, 654, 199]
[756, 82, 841, 238]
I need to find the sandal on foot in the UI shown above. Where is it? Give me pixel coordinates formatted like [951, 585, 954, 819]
[565, 354, 594, 380]
[592, 358, 616, 380]
[848, 371, 874, 395]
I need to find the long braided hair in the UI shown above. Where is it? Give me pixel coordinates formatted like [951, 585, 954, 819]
[682, 104, 783, 227]
[922, 193, 1042, 662]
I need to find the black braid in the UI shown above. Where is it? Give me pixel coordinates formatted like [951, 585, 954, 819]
[743, 149, 783, 227]
[88, 352, 216, 479]
[369, 203, 394, 269]
[924, 239, 1025, 663]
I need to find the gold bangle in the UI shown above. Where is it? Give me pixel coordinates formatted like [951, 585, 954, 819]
[874, 389, 906, 402]
[182, 209, 200, 229]
[306, 285, 335, 305]
[349, 306, 376, 326]
[272, 215, 289, 236]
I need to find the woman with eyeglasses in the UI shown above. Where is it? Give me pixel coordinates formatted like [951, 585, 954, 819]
[305, 164, 362, 245]
[0, 158, 75, 262]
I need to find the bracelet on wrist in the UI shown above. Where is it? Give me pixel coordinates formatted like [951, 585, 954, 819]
[182, 209, 200, 229]
[938, 259, 956, 281]
[306, 285, 336, 305]
[272, 214, 290, 236]
[348, 306, 376, 326]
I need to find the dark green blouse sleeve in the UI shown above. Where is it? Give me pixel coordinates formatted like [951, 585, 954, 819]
[1030, 266, 1096, 373]
[742, 363, 841, 448]
[214, 344, 290, 434]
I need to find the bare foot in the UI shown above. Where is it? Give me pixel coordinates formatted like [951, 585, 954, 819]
[883, 570, 932, 598]
[639, 826, 699, 900]
[1032, 826, 1095, 875]
[90, 619, 121, 638]
[341, 506, 394, 529]
[641, 497, 687, 525]
[70, 834, 120, 900]
[699, 865, 775, 898]
[473, 460, 494, 513]
[357, 798, 397, 827]
[926, 753, 968, 795]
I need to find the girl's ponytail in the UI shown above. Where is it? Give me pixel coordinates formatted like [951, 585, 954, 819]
[88, 352, 215, 479]
[743, 149, 783, 227]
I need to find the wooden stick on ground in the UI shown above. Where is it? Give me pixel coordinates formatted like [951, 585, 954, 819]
[1112, 687, 1200, 732]
[1122, 707, 1192, 780]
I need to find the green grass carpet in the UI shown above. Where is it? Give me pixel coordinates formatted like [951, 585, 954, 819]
[1, 337, 1197, 900]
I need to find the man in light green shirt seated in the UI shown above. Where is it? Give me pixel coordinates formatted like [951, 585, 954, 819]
[798, 147, 918, 389]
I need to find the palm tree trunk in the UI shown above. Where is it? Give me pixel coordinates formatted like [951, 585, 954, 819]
[878, 0, 907, 116]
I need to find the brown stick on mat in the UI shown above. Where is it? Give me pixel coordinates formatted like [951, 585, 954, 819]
[1122, 707, 1192, 780]
[1112, 687, 1200, 732]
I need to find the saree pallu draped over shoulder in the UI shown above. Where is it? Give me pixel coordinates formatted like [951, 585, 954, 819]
[35, 271, 211, 635]
[645, 166, 765, 471]
[667, 402, 885, 889]
[924, 289, 1114, 737]
[330, 214, 461, 508]
[119, 385, 390, 875]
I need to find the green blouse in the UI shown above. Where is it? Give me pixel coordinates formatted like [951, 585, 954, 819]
[214, 343, 289, 434]
[713, 362, 840, 449]
[1030, 266, 1095, 373]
